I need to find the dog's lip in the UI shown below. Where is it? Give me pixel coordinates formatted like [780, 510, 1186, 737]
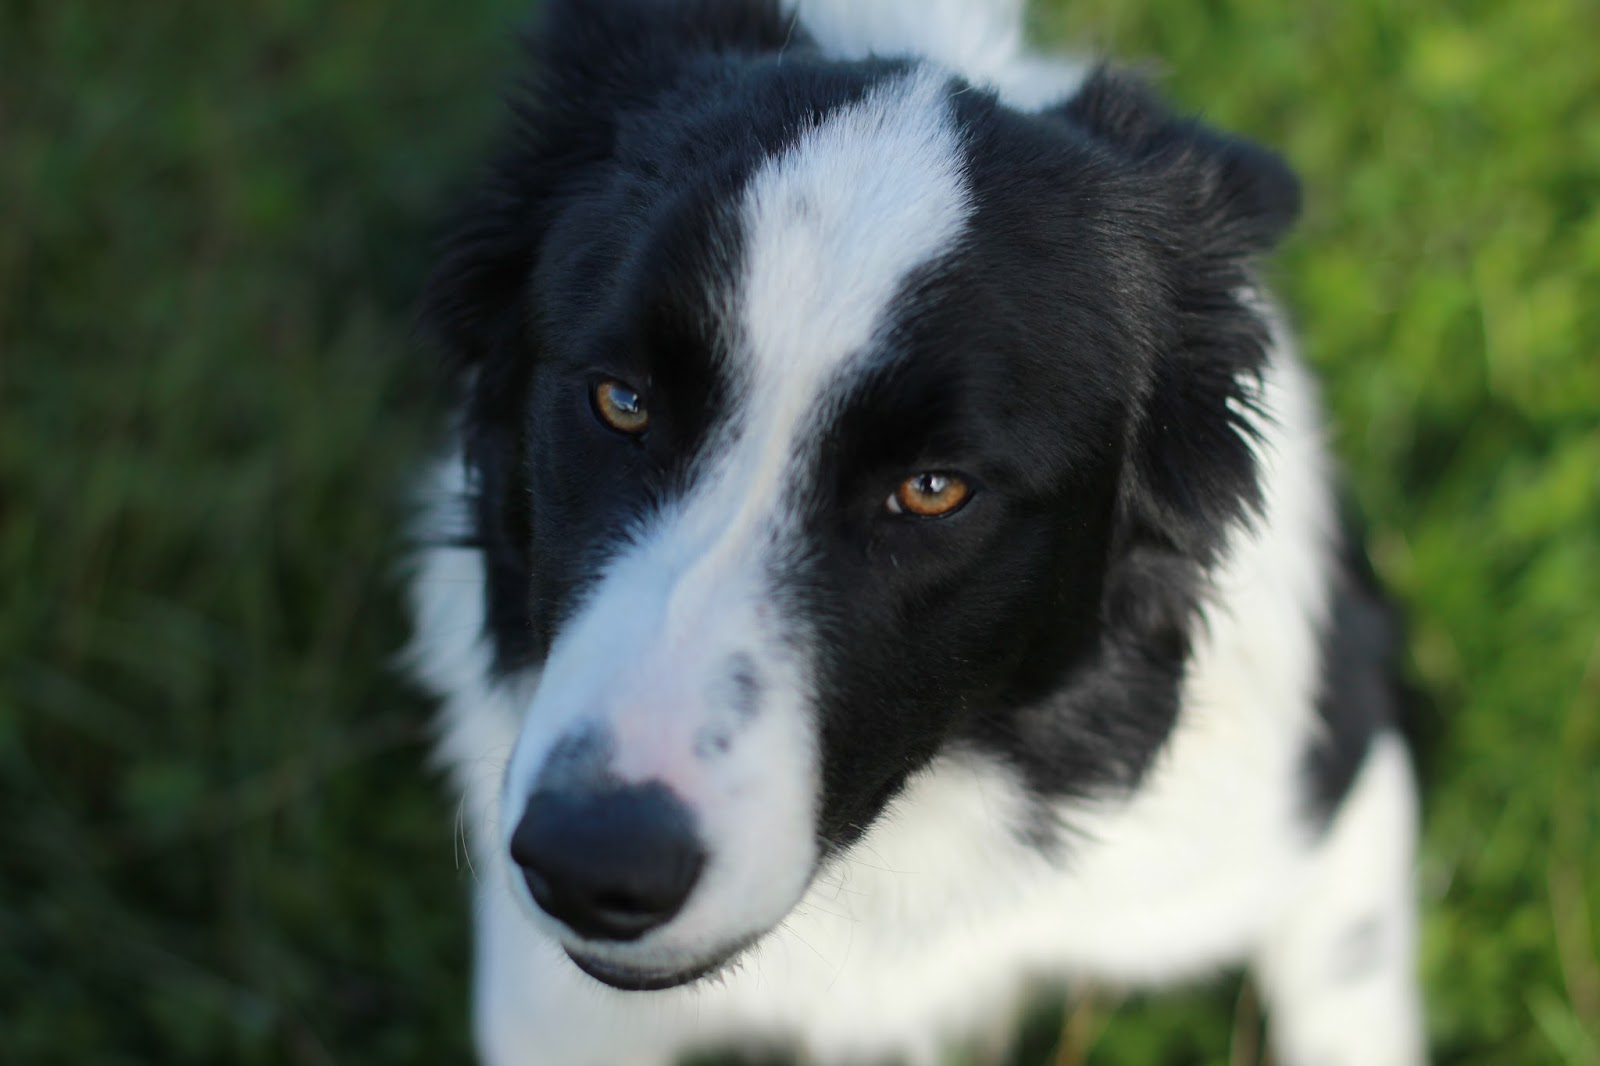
[564, 947, 732, 991]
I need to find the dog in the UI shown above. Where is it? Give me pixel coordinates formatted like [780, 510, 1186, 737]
[408, 0, 1426, 1062]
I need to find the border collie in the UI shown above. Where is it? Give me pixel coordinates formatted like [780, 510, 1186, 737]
[409, 0, 1426, 1062]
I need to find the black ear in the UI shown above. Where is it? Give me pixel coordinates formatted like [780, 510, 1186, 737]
[419, 0, 795, 374]
[1054, 69, 1302, 564]
[1060, 68, 1301, 258]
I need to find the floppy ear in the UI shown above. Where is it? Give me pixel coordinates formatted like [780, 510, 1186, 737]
[1061, 68, 1301, 260]
[419, 0, 795, 374]
[1057, 68, 1302, 565]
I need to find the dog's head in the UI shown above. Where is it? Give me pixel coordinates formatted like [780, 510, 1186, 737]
[423, 0, 1298, 990]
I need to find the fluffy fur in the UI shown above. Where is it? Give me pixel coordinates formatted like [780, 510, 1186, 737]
[408, 0, 1426, 1062]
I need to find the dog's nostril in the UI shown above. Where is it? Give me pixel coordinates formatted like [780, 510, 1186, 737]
[591, 888, 653, 914]
[509, 782, 705, 942]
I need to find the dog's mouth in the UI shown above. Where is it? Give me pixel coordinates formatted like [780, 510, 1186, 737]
[565, 946, 736, 991]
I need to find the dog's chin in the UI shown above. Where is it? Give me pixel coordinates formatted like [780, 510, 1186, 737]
[565, 947, 737, 992]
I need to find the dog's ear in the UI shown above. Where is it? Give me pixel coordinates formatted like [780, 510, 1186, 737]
[1055, 69, 1302, 564]
[420, 0, 795, 373]
[1059, 68, 1301, 260]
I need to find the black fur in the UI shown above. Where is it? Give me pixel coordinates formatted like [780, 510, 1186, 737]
[1306, 512, 1412, 826]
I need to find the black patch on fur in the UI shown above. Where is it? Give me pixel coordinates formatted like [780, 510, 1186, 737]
[725, 653, 764, 722]
[693, 727, 733, 760]
[787, 67, 1302, 841]
[1304, 511, 1410, 827]
[694, 654, 766, 760]
[800, 70, 1303, 826]
[537, 724, 617, 792]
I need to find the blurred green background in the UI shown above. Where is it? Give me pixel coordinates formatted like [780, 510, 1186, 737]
[2, 0, 1596, 1062]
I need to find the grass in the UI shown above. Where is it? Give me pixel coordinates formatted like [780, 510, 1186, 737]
[2, 0, 1596, 1063]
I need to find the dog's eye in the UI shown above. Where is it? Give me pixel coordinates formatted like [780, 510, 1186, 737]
[886, 473, 971, 518]
[593, 378, 650, 435]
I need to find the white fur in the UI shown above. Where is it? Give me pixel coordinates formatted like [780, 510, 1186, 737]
[1256, 732, 1426, 1066]
[737, 64, 971, 474]
[407, 461, 521, 858]
[408, 2, 1425, 1062]
[784, 0, 1087, 110]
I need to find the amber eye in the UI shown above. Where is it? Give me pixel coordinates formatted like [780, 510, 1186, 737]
[886, 472, 972, 518]
[593, 378, 650, 435]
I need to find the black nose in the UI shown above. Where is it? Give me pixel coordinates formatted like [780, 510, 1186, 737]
[509, 782, 704, 942]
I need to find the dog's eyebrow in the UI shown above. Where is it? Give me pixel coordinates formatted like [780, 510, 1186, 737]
[820, 355, 974, 466]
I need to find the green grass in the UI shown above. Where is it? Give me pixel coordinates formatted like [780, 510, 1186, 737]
[3, 1, 1596, 1063]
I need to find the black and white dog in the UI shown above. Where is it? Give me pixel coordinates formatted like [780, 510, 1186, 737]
[409, 0, 1425, 1062]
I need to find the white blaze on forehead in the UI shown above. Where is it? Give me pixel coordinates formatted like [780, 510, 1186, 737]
[656, 66, 974, 615]
[736, 66, 972, 441]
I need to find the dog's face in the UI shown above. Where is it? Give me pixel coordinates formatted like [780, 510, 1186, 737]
[425, 0, 1297, 990]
